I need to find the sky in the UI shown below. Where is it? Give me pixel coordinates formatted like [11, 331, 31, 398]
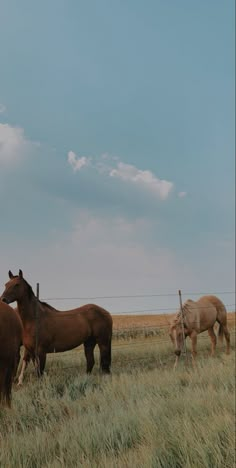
[0, 0, 235, 315]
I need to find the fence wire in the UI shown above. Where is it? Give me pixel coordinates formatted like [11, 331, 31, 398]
[20, 286, 235, 375]
[42, 291, 235, 302]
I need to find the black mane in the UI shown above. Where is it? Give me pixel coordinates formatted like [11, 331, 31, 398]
[20, 278, 55, 310]
[39, 301, 55, 310]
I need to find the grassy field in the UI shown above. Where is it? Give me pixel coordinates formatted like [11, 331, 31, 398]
[0, 313, 235, 468]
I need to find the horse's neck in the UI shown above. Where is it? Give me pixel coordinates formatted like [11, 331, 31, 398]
[175, 304, 192, 327]
[182, 303, 198, 329]
[17, 295, 38, 325]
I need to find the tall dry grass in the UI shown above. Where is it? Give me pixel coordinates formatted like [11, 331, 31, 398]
[0, 324, 235, 468]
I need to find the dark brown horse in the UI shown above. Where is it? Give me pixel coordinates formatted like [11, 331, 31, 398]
[1, 270, 113, 383]
[0, 301, 23, 406]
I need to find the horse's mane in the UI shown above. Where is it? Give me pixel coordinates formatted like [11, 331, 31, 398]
[39, 301, 55, 311]
[22, 279, 33, 298]
[173, 300, 194, 325]
[22, 279, 56, 311]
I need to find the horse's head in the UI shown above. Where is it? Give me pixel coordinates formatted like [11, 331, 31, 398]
[1, 270, 26, 304]
[169, 323, 186, 356]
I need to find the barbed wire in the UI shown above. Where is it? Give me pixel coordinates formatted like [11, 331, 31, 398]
[37, 301, 236, 316]
[45, 329, 236, 360]
[41, 291, 235, 301]
[45, 331, 236, 371]
[111, 304, 236, 315]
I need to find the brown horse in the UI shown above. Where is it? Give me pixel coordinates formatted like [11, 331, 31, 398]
[1, 270, 113, 383]
[0, 301, 23, 406]
[169, 295, 230, 368]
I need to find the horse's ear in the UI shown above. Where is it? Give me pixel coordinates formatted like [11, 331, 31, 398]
[19, 269, 23, 279]
[8, 270, 14, 279]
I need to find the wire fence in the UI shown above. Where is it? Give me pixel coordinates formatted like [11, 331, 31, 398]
[41, 318, 236, 372]
[19, 285, 236, 375]
[44, 330, 236, 372]
[41, 291, 235, 301]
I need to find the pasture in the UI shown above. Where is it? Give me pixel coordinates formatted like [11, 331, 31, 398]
[0, 312, 235, 468]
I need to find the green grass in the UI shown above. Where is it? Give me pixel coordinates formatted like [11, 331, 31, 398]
[0, 333, 235, 468]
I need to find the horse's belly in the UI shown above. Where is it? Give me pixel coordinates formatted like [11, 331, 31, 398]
[51, 327, 89, 353]
[199, 313, 217, 332]
[48, 339, 83, 353]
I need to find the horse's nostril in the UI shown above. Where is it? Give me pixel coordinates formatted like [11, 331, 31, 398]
[1, 297, 6, 303]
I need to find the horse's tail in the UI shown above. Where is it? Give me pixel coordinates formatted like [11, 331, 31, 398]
[0, 361, 14, 407]
[218, 323, 224, 343]
[200, 295, 228, 343]
[108, 336, 112, 368]
[107, 316, 112, 370]
[105, 336, 112, 370]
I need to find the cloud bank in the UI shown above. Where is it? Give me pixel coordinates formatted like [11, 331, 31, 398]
[110, 162, 173, 200]
[67, 151, 174, 200]
[0, 123, 36, 166]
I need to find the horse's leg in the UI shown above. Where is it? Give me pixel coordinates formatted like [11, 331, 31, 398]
[208, 327, 217, 356]
[17, 350, 31, 386]
[84, 338, 96, 374]
[223, 325, 230, 354]
[35, 353, 47, 377]
[14, 349, 21, 379]
[97, 339, 111, 374]
[173, 355, 179, 370]
[190, 332, 197, 365]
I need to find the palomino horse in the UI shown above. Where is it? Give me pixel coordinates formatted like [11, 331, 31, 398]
[1, 270, 113, 384]
[0, 301, 22, 406]
[169, 295, 230, 368]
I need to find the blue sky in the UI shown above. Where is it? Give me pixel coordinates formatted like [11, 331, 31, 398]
[0, 1, 235, 314]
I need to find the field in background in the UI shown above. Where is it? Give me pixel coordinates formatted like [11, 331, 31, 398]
[112, 311, 236, 340]
[0, 312, 235, 468]
[113, 311, 236, 329]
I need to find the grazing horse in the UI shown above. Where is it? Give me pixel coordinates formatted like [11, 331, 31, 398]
[1, 270, 113, 383]
[169, 295, 230, 368]
[0, 301, 22, 406]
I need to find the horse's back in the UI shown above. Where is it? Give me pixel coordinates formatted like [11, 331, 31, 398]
[192, 297, 217, 331]
[198, 295, 227, 323]
[76, 304, 113, 337]
[51, 303, 113, 339]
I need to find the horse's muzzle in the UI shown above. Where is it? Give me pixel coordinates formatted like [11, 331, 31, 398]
[174, 350, 181, 356]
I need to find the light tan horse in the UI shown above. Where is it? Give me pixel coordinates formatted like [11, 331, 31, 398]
[169, 295, 230, 367]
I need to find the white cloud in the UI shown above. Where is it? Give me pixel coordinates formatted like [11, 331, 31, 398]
[110, 162, 173, 200]
[0, 123, 34, 166]
[67, 151, 90, 172]
[67, 151, 180, 200]
[178, 191, 187, 198]
[0, 104, 6, 114]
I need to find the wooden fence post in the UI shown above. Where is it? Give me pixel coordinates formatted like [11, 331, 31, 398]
[178, 290, 188, 358]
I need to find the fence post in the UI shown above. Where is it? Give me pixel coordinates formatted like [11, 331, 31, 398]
[178, 290, 188, 358]
[35, 282, 40, 376]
